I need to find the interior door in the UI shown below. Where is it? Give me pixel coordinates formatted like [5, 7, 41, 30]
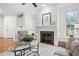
[4, 16, 16, 39]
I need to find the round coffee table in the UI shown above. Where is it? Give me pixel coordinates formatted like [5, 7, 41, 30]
[11, 42, 31, 56]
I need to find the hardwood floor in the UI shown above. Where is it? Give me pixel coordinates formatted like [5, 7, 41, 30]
[0, 38, 15, 52]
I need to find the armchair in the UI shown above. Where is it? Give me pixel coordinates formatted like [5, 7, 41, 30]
[18, 31, 28, 42]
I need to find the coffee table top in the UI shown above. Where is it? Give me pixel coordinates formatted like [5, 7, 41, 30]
[10, 41, 31, 51]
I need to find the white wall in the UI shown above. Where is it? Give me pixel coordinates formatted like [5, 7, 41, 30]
[24, 13, 35, 35]
[36, 6, 57, 27]
[14, 13, 35, 41]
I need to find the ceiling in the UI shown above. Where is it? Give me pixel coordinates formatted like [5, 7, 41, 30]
[0, 3, 78, 16]
[0, 3, 57, 16]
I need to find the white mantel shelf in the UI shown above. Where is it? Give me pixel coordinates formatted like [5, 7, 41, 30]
[36, 25, 55, 32]
[36, 25, 54, 28]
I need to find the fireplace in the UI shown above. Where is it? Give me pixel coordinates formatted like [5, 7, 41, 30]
[40, 31, 54, 45]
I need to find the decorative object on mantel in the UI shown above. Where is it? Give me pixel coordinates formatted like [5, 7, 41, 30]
[42, 12, 51, 26]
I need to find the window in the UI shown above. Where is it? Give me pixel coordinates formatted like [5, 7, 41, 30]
[66, 10, 77, 36]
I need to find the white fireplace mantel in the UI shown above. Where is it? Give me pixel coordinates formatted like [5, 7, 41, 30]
[35, 25, 57, 46]
[36, 25, 55, 32]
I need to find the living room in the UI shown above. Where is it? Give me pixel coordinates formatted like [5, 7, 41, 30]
[0, 3, 79, 56]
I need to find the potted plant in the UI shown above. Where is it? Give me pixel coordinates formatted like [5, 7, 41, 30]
[22, 35, 34, 43]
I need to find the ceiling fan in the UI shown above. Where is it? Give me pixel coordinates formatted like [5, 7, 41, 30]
[21, 3, 37, 8]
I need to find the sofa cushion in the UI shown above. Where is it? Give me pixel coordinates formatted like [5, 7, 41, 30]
[54, 47, 69, 56]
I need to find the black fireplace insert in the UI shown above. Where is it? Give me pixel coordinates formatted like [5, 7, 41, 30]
[40, 31, 54, 45]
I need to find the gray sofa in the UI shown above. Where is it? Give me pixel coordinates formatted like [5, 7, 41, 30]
[54, 40, 79, 56]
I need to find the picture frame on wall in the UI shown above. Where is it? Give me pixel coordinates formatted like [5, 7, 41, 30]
[42, 12, 51, 26]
